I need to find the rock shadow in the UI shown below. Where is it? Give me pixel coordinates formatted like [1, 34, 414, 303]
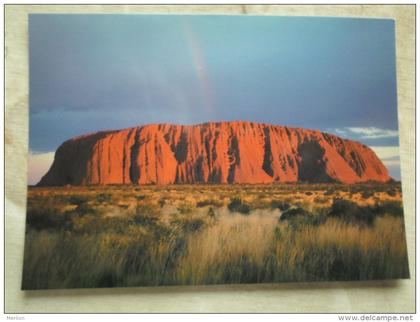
[297, 140, 335, 183]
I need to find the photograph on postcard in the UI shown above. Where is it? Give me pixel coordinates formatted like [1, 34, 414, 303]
[23, 14, 409, 289]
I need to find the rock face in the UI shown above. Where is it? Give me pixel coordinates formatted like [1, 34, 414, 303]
[38, 121, 391, 186]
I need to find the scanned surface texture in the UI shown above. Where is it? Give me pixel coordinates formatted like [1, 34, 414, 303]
[5, 5, 415, 313]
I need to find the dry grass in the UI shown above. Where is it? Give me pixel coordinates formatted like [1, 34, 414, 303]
[22, 183, 409, 289]
[270, 216, 408, 282]
[176, 211, 278, 284]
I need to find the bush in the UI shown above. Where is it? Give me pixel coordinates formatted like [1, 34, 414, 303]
[68, 195, 89, 206]
[196, 199, 222, 208]
[386, 190, 397, 197]
[328, 199, 404, 226]
[373, 201, 404, 218]
[361, 191, 373, 199]
[74, 203, 95, 216]
[97, 193, 112, 203]
[279, 207, 326, 228]
[30, 196, 84, 230]
[328, 199, 376, 225]
[228, 198, 251, 214]
[270, 200, 291, 211]
[324, 190, 334, 196]
[26, 208, 64, 230]
[279, 207, 308, 221]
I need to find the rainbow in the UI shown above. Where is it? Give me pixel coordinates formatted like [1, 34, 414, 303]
[183, 22, 214, 114]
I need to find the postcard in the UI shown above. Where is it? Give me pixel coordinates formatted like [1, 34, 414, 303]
[23, 14, 409, 289]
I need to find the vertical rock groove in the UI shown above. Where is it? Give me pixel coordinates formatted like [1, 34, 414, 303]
[37, 121, 392, 186]
[129, 128, 141, 184]
[262, 127, 274, 177]
[227, 133, 240, 184]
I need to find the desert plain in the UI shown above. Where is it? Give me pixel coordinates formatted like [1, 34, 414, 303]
[22, 182, 409, 289]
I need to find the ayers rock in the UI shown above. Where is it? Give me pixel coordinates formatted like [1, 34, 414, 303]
[38, 121, 391, 186]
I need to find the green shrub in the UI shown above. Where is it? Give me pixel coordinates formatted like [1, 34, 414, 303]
[361, 191, 373, 199]
[68, 195, 89, 206]
[270, 200, 291, 211]
[386, 190, 397, 197]
[196, 199, 222, 208]
[279, 207, 308, 221]
[228, 198, 251, 214]
[279, 207, 327, 229]
[328, 199, 376, 225]
[97, 193, 112, 203]
[373, 201, 404, 218]
[26, 207, 64, 230]
[74, 203, 95, 215]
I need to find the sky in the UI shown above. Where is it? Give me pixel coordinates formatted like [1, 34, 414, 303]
[28, 14, 401, 184]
